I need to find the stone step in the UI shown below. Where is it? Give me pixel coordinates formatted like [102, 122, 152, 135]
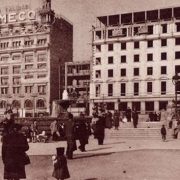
[105, 128, 174, 139]
[119, 121, 165, 128]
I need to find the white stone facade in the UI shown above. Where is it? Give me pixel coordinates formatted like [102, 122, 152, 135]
[90, 7, 180, 115]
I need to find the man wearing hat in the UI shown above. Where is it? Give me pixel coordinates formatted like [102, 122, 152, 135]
[1, 108, 16, 136]
[64, 113, 77, 159]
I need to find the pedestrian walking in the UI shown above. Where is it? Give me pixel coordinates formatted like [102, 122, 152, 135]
[30, 120, 38, 143]
[160, 125, 166, 141]
[2, 123, 30, 180]
[173, 120, 180, 139]
[50, 119, 60, 141]
[77, 119, 89, 152]
[94, 111, 106, 145]
[65, 113, 77, 159]
[52, 147, 70, 180]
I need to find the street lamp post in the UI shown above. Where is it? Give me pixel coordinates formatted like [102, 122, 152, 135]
[172, 73, 180, 120]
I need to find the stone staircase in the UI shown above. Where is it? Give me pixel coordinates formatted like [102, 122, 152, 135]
[106, 122, 174, 140]
[119, 121, 164, 128]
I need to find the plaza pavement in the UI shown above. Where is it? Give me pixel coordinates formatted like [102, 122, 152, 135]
[1, 129, 180, 156]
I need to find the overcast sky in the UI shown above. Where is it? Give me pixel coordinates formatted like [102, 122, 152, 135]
[1, 0, 180, 61]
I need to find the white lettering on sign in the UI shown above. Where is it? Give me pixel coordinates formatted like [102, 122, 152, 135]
[8, 12, 16, 22]
[28, 11, 36, 20]
[0, 10, 36, 24]
[0, 14, 6, 23]
[19, 12, 26, 21]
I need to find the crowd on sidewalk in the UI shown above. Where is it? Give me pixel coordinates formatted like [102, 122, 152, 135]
[1, 104, 180, 179]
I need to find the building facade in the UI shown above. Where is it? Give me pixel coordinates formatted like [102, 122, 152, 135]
[0, 0, 73, 117]
[90, 6, 180, 115]
[64, 61, 91, 115]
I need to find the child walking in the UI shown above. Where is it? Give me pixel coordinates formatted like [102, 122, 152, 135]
[52, 147, 70, 180]
[161, 125, 167, 141]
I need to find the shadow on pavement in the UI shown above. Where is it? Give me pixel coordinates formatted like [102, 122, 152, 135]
[74, 152, 113, 159]
[84, 178, 98, 180]
[105, 141, 126, 145]
[87, 146, 111, 151]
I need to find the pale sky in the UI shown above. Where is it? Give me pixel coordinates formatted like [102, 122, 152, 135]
[1, 0, 180, 61]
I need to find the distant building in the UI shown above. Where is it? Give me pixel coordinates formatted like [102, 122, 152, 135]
[90, 6, 180, 114]
[0, 0, 73, 117]
[64, 61, 91, 115]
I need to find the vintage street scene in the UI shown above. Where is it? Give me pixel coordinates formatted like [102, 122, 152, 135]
[0, 0, 180, 179]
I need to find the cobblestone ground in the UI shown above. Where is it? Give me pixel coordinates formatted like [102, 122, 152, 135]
[1, 149, 180, 180]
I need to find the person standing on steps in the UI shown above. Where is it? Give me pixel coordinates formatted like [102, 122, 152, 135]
[132, 108, 139, 128]
[113, 110, 120, 130]
[126, 107, 132, 122]
[160, 124, 167, 141]
[94, 110, 106, 145]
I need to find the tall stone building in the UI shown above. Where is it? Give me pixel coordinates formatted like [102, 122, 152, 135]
[0, 0, 73, 117]
[90, 6, 180, 114]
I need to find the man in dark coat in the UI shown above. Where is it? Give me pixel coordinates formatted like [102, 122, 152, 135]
[2, 124, 29, 180]
[161, 125, 167, 141]
[65, 113, 77, 159]
[126, 107, 132, 122]
[132, 109, 139, 128]
[94, 112, 106, 145]
[77, 120, 89, 152]
[113, 110, 120, 130]
[105, 111, 113, 129]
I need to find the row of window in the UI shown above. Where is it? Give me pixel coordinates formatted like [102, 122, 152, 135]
[93, 101, 167, 112]
[0, 38, 47, 49]
[95, 81, 167, 97]
[0, 74, 47, 85]
[0, 85, 47, 95]
[0, 63, 47, 75]
[95, 23, 180, 40]
[95, 38, 180, 52]
[95, 66, 168, 78]
[0, 99, 46, 109]
[0, 53, 47, 62]
[95, 51, 180, 65]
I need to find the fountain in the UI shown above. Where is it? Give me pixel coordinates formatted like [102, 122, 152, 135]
[51, 89, 76, 118]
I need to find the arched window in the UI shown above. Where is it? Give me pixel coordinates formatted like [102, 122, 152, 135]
[24, 99, 33, 109]
[12, 100, 21, 108]
[0, 100, 7, 108]
[36, 99, 45, 108]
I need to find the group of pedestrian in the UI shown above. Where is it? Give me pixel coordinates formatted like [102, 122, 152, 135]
[148, 111, 161, 122]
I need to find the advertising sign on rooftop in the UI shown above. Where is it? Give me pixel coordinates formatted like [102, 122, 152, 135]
[0, 5, 36, 24]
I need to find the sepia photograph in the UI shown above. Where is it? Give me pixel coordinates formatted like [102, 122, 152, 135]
[0, 0, 180, 179]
